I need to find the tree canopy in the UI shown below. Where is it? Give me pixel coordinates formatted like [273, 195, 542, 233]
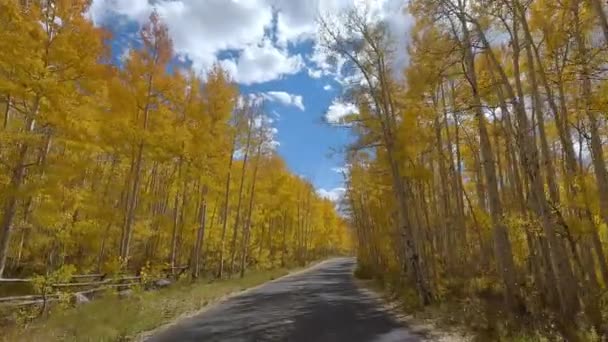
[327, 0, 608, 339]
[0, 1, 350, 282]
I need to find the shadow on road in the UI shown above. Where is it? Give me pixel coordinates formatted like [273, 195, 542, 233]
[148, 258, 422, 342]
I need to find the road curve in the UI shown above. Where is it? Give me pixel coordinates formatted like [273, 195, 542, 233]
[147, 258, 422, 342]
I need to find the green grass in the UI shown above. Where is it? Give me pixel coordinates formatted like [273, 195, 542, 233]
[4, 268, 296, 342]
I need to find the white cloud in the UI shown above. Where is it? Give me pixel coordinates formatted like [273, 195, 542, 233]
[157, 0, 275, 79]
[254, 114, 281, 150]
[323, 84, 333, 91]
[89, 0, 411, 85]
[262, 91, 305, 111]
[90, 0, 301, 84]
[119, 47, 132, 63]
[308, 44, 347, 81]
[331, 166, 349, 175]
[220, 40, 304, 85]
[272, 0, 318, 46]
[308, 68, 323, 79]
[88, 0, 152, 24]
[380, 0, 412, 74]
[271, 0, 354, 45]
[234, 113, 280, 158]
[317, 187, 346, 203]
[325, 100, 359, 124]
[312, 0, 412, 82]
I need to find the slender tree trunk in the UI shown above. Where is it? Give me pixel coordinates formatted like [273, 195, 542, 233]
[97, 223, 112, 273]
[281, 212, 288, 267]
[175, 178, 189, 267]
[590, 0, 608, 43]
[229, 113, 253, 275]
[473, 16, 580, 315]
[191, 186, 208, 279]
[241, 136, 264, 278]
[218, 136, 236, 278]
[0, 97, 39, 277]
[170, 157, 184, 269]
[458, 12, 520, 311]
[120, 142, 144, 263]
[240, 142, 262, 278]
[433, 99, 454, 270]
[2, 95, 10, 130]
[574, 15, 608, 235]
[522, 35, 560, 204]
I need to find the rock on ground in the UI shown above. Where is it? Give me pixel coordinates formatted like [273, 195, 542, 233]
[118, 289, 134, 299]
[155, 279, 172, 288]
[73, 292, 90, 305]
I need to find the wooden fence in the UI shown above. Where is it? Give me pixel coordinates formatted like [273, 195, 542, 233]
[0, 266, 189, 308]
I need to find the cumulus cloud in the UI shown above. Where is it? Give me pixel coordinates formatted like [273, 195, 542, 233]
[270, 0, 356, 46]
[89, 0, 411, 85]
[220, 40, 304, 85]
[323, 84, 333, 91]
[271, 0, 318, 46]
[89, 0, 152, 23]
[307, 44, 347, 81]
[262, 91, 305, 111]
[325, 100, 359, 124]
[312, 0, 412, 82]
[90, 0, 300, 84]
[317, 187, 346, 203]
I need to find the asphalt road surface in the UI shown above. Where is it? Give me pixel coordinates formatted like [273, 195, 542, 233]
[148, 258, 423, 342]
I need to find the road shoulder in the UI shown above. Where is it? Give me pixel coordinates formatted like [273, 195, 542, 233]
[354, 279, 472, 342]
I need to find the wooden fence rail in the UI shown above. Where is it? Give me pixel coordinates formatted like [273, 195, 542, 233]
[0, 278, 33, 284]
[0, 265, 188, 308]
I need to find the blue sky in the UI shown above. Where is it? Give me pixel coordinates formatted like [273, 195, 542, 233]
[89, 0, 410, 201]
[241, 71, 351, 192]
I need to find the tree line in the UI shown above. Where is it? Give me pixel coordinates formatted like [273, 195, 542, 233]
[0, 1, 350, 282]
[324, 0, 608, 339]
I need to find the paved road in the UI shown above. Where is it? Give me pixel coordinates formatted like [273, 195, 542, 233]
[148, 258, 422, 342]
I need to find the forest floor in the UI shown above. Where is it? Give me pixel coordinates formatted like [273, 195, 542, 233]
[3, 266, 300, 342]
